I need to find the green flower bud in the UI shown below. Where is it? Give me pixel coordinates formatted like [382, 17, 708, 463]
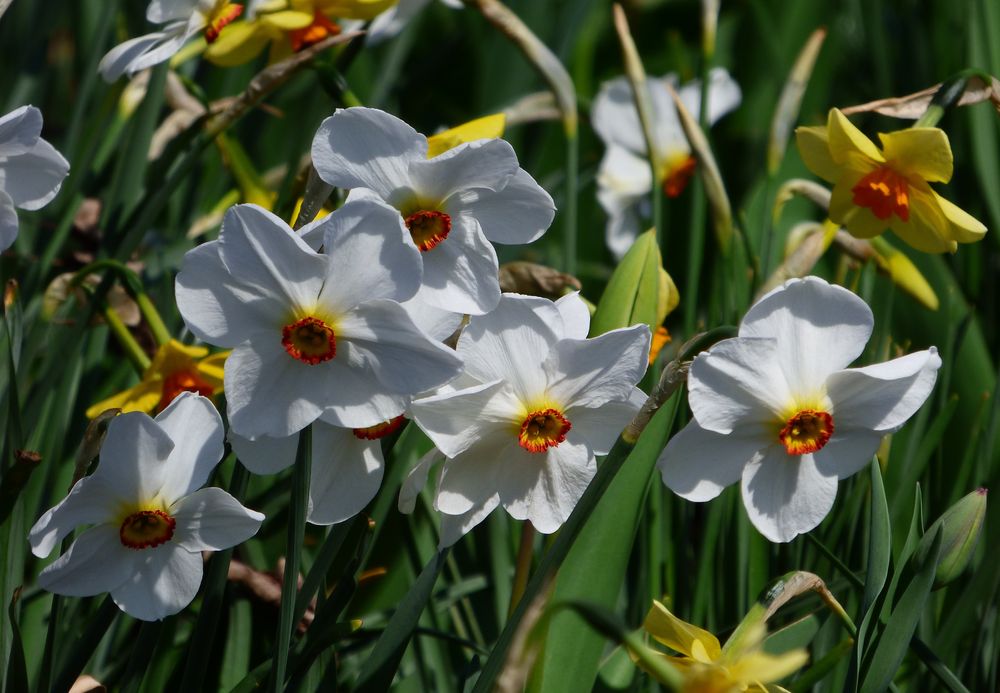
[919, 488, 987, 589]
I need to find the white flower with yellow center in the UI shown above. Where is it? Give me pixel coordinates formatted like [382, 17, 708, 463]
[658, 277, 941, 543]
[28, 394, 264, 621]
[311, 107, 555, 315]
[0, 106, 69, 251]
[175, 199, 463, 440]
[409, 293, 650, 542]
[592, 67, 741, 258]
[99, 0, 246, 81]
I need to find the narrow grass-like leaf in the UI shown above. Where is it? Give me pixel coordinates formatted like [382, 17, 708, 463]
[853, 459, 891, 667]
[5, 588, 27, 693]
[53, 597, 118, 693]
[590, 228, 667, 337]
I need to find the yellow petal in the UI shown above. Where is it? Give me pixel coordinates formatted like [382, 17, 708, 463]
[426, 114, 507, 158]
[868, 236, 940, 311]
[261, 10, 315, 30]
[196, 351, 229, 390]
[888, 185, 955, 253]
[152, 340, 207, 378]
[879, 128, 953, 183]
[85, 378, 163, 419]
[204, 21, 271, 66]
[643, 601, 722, 662]
[934, 191, 988, 244]
[794, 125, 840, 183]
[827, 108, 884, 166]
[725, 648, 809, 686]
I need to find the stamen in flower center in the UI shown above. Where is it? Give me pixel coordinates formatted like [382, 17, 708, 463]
[779, 409, 834, 455]
[851, 166, 910, 221]
[404, 210, 451, 252]
[353, 415, 406, 440]
[120, 509, 176, 550]
[518, 408, 571, 453]
[662, 156, 697, 198]
[157, 369, 215, 413]
[204, 2, 243, 43]
[282, 316, 337, 364]
[290, 11, 340, 52]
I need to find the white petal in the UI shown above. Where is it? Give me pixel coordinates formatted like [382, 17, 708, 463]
[307, 424, 384, 525]
[567, 387, 645, 455]
[544, 324, 650, 409]
[0, 138, 69, 210]
[311, 107, 425, 196]
[826, 348, 941, 432]
[175, 242, 273, 348]
[0, 190, 18, 251]
[438, 494, 500, 548]
[592, 76, 647, 153]
[315, 359, 410, 428]
[398, 292, 464, 342]
[687, 337, 790, 433]
[365, 0, 429, 44]
[155, 393, 225, 501]
[741, 447, 838, 543]
[224, 339, 324, 439]
[596, 145, 651, 258]
[411, 138, 518, 201]
[230, 430, 298, 475]
[171, 487, 264, 551]
[336, 300, 463, 394]
[399, 447, 442, 515]
[436, 439, 515, 515]
[112, 544, 203, 621]
[147, 0, 197, 23]
[411, 379, 521, 458]
[37, 526, 136, 597]
[811, 429, 884, 481]
[699, 67, 743, 126]
[28, 476, 122, 558]
[457, 293, 559, 402]
[317, 199, 421, 311]
[0, 106, 41, 153]
[740, 277, 874, 393]
[416, 215, 500, 315]
[449, 167, 555, 245]
[97, 412, 175, 501]
[98, 28, 188, 82]
[499, 439, 594, 534]
[217, 204, 327, 317]
[658, 420, 769, 502]
[552, 292, 591, 339]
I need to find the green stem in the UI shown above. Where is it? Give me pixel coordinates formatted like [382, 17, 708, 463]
[271, 426, 312, 692]
[508, 521, 536, 617]
[564, 127, 579, 276]
[102, 304, 150, 373]
[134, 292, 171, 346]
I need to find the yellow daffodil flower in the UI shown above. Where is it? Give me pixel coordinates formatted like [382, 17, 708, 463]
[641, 601, 808, 692]
[205, 0, 396, 66]
[85, 340, 227, 419]
[796, 108, 986, 253]
[426, 113, 506, 158]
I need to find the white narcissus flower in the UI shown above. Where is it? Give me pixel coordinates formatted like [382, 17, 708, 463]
[311, 107, 556, 315]
[592, 67, 741, 258]
[0, 106, 70, 251]
[28, 393, 264, 622]
[99, 0, 246, 81]
[175, 200, 463, 440]
[408, 293, 650, 544]
[657, 276, 941, 543]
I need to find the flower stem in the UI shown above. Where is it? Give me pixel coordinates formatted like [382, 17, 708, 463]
[271, 426, 312, 692]
[134, 291, 171, 346]
[102, 303, 150, 373]
[564, 128, 579, 276]
[508, 521, 536, 617]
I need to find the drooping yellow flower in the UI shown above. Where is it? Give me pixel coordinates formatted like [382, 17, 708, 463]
[426, 113, 506, 158]
[641, 601, 808, 692]
[205, 0, 396, 66]
[85, 340, 227, 419]
[796, 108, 986, 253]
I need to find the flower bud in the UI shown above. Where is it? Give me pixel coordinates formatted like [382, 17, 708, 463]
[920, 488, 987, 589]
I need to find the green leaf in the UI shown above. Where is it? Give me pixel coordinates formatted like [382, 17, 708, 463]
[529, 397, 680, 693]
[859, 528, 943, 693]
[352, 548, 450, 692]
[5, 589, 27, 693]
[762, 615, 821, 656]
[590, 228, 671, 337]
